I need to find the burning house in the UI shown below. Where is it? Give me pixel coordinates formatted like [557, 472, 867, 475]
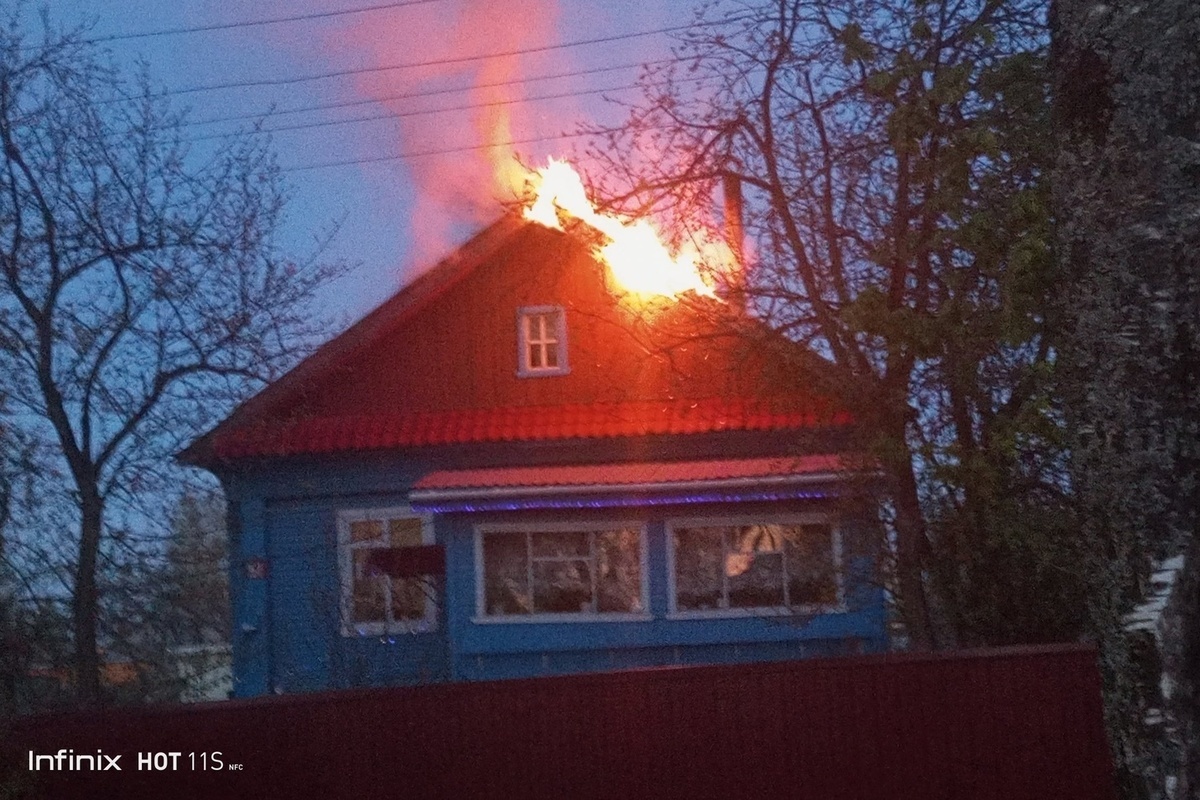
[181, 163, 888, 696]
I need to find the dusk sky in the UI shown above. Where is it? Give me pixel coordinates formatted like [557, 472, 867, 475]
[48, 0, 706, 326]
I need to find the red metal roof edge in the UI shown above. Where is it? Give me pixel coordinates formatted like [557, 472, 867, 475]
[180, 214, 530, 467]
[412, 455, 851, 493]
[208, 399, 855, 461]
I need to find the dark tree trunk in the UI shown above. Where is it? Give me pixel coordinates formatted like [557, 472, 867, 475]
[73, 487, 103, 707]
[876, 411, 954, 652]
[890, 471, 935, 650]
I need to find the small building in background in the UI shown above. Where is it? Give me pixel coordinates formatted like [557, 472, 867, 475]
[169, 644, 232, 703]
[19, 657, 147, 712]
[182, 216, 887, 697]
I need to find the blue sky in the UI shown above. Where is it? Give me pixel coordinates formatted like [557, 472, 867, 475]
[45, 0, 700, 327]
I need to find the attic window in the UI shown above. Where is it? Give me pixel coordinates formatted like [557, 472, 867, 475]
[517, 305, 569, 377]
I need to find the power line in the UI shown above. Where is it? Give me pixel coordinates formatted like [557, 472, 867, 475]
[282, 127, 616, 172]
[187, 58, 679, 128]
[85, 0, 449, 44]
[281, 113, 689, 171]
[190, 79, 682, 143]
[167, 18, 732, 97]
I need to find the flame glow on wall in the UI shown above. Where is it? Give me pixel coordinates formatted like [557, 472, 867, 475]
[523, 159, 731, 301]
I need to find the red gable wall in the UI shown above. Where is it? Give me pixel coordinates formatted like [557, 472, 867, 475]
[189, 218, 847, 462]
[301, 223, 812, 414]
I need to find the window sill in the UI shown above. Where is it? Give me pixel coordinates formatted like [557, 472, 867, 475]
[665, 604, 847, 620]
[515, 366, 571, 379]
[472, 612, 653, 625]
[341, 620, 439, 638]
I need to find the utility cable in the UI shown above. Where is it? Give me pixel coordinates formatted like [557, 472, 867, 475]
[281, 127, 617, 172]
[165, 17, 741, 97]
[186, 57, 680, 127]
[85, 0, 449, 44]
[190, 78, 701, 142]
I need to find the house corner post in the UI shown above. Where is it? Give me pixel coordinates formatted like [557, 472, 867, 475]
[230, 495, 271, 697]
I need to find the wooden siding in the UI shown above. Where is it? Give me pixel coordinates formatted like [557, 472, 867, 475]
[183, 216, 848, 465]
[228, 454, 886, 696]
[7, 645, 1115, 800]
[277, 223, 830, 419]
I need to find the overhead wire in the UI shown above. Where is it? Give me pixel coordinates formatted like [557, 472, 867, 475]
[188, 77, 700, 142]
[80, 3, 734, 174]
[186, 57, 681, 127]
[281, 127, 621, 172]
[83, 0, 450, 44]
[164, 18, 730, 97]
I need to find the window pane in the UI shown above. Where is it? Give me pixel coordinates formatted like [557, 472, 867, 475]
[544, 343, 559, 368]
[596, 529, 642, 612]
[532, 559, 593, 613]
[352, 550, 386, 623]
[728, 551, 784, 608]
[484, 528, 643, 616]
[528, 343, 543, 369]
[350, 519, 383, 543]
[737, 524, 784, 553]
[483, 533, 530, 615]
[390, 576, 427, 620]
[387, 518, 423, 547]
[674, 527, 724, 610]
[530, 530, 589, 558]
[785, 524, 838, 605]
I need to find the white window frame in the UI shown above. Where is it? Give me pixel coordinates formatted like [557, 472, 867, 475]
[337, 506, 437, 637]
[516, 305, 569, 377]
[665, 513, 845, 618]
[473, 521, 650, 623]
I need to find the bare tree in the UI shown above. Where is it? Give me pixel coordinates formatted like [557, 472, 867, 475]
[585, 0, 1059, 650]
[0, 15, 342, 705]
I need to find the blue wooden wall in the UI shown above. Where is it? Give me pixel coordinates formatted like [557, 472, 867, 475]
[222, 442, 887, 698]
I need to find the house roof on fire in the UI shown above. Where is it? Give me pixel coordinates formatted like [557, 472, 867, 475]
[180, 214, 850, 467]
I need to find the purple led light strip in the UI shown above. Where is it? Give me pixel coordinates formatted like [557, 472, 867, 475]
[411, 488, 833, 514]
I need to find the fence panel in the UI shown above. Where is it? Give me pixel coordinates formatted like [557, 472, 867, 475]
[4, 644, 1115, 800]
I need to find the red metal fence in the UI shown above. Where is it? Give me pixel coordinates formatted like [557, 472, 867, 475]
[4, 644, 1115, 800]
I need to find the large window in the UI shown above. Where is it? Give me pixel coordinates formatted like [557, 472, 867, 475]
[517, 305, 568, 377]
[477, 525, 645, 618]
[670, 518, 842, 615]
[337, 508, 436, 636]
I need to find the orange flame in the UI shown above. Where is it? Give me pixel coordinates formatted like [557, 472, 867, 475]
[523, 159, 729, 300]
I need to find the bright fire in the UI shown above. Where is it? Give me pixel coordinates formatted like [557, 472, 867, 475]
[523, 159, 727, 300]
